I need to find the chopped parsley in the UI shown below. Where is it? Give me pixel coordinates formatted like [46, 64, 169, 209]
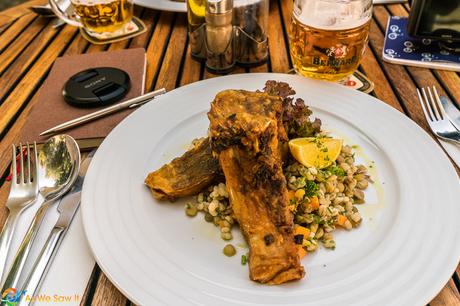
[305, 181, 319, 197]
[241, 255, 247, 265]
[328, 166, 346, 177]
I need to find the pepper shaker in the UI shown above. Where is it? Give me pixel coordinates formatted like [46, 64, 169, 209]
[205, 0, 235, 73]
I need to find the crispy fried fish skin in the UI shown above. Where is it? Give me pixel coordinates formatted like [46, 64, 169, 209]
[144, 138, 220, 201]
[208, 90, 305, 284]
[220, 148, 305, 284]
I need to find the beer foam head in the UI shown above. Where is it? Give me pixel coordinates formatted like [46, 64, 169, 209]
[294, 0, 372, 30]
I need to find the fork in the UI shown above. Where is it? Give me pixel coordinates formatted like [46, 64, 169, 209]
[0, 143, 38, 282]
[416, 86, 460, 145]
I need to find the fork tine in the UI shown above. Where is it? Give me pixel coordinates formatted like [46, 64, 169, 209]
[27, 143, 31, 183]
[422, 88, 436, 121]
[432, 86, 447, 119]
[11, 144, 17, 184]
[417, 88, 432, 124]
[34, 142, 38, 184]
[19, 143, 24, 184]
[427, 87, 441, 120]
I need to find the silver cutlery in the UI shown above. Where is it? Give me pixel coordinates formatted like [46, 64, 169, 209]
[30, 0, 71, 29]
[0, 144, 38, 283]
[18, 150, 95, 306]
[416, 86, 460, 145]
[1, 135, 81, 293]
[30, 4, 55, 17]
[30, 0, 72, 17]
[40, 88, 167, 137]
[439, 95, 460, 131]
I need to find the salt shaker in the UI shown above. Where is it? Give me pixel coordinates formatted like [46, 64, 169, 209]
[233, 0, 269, 66]
[205, 0, 235, 73]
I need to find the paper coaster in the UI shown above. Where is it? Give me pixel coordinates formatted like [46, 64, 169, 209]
[336, 70, 374, 94]
[382, 16, 460, 71]
[80, 16, 146, 45]
[287, 69, 375, 94]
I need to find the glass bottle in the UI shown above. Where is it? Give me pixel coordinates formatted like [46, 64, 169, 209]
[187, 0, 207, 60]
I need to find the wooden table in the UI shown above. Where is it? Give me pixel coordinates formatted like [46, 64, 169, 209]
[0, 0, 459, 305]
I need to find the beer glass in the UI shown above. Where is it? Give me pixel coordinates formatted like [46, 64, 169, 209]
[49, 0, 134, 33]
[289, 0, 372, 81]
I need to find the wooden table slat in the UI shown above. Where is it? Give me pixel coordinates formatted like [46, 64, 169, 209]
[179, 43, 202, 87]
[266, 0, 290, 73]
[154, 13, 188, 91]
[0, 18, 59, 103]
[144, 12, 175, 91]
[0, 18, 60, 105]
[359, 44, 404, 112]
[130, 9, 160, 51]
[90, 271, 127, 306]
[0, 12, 36, 53]
[0, 17, 50, 76]
[0, 25, 77, 136]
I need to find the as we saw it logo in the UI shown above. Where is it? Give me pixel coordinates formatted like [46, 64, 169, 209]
[2, 288, 26, 305]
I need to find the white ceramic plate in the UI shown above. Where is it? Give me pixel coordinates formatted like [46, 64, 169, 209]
[134, 0, 186, 12]
[81, 73, 460, 306]
[131, 0, 406, 13]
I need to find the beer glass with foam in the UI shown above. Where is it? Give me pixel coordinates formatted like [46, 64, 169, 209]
[49, 0, 134, 33]
[289, 0, 372, 81]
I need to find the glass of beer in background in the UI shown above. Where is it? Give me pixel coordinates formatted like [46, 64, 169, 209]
[289, 0, 372, 81]
[49, 0, 134, 33]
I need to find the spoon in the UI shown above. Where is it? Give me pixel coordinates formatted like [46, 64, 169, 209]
[30, 0, 71, 17]
[1, 135, 80, 292]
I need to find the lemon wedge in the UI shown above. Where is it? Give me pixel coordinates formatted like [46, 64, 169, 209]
[289, 137, 343, 169]
[188, 0, 205, 18]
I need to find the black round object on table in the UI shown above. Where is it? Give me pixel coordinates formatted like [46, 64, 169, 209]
[63, 67, 131, 108]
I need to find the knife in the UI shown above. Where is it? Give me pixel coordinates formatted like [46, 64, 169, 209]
[17, 150, 96, 306]
[440, 96, 460, 131]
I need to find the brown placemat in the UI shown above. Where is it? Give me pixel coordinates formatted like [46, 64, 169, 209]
[21, 48, 146, 148]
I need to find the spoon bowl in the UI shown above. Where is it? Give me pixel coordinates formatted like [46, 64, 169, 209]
[37, 135, 81, 199]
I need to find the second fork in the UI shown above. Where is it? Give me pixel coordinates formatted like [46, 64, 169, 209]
[417, 86, 460, 145]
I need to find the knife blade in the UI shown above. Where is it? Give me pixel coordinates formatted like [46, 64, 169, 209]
[440, 96, 460, 131]
[17, 150, 96, 306]
[54, 150, 94, 227]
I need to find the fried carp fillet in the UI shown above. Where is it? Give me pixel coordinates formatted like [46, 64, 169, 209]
[208, 90, 305, 284]
[144, 138, 220, 201]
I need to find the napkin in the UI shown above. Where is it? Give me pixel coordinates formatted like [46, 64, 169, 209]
[20, 48, 146, 149]
[4, 195, 94, 306]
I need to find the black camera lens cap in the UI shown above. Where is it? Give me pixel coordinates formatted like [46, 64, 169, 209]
[63, 67, 131, 108]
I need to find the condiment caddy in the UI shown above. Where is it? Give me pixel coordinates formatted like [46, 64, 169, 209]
[187, 0, 269, 73]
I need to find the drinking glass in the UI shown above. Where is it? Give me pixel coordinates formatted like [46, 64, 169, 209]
[49, 0, 134, 33]
[289, 0, 372, 81]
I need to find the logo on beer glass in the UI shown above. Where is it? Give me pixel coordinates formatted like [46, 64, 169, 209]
[326, 44, 348, 59]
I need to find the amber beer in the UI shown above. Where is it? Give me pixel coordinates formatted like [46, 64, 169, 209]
[289, 0, 372, 81]
[74, 0, 133, 33]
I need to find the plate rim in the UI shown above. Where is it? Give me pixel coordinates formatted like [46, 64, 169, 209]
[134, 0, 186, 12]
[81, 73, 460, 305]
